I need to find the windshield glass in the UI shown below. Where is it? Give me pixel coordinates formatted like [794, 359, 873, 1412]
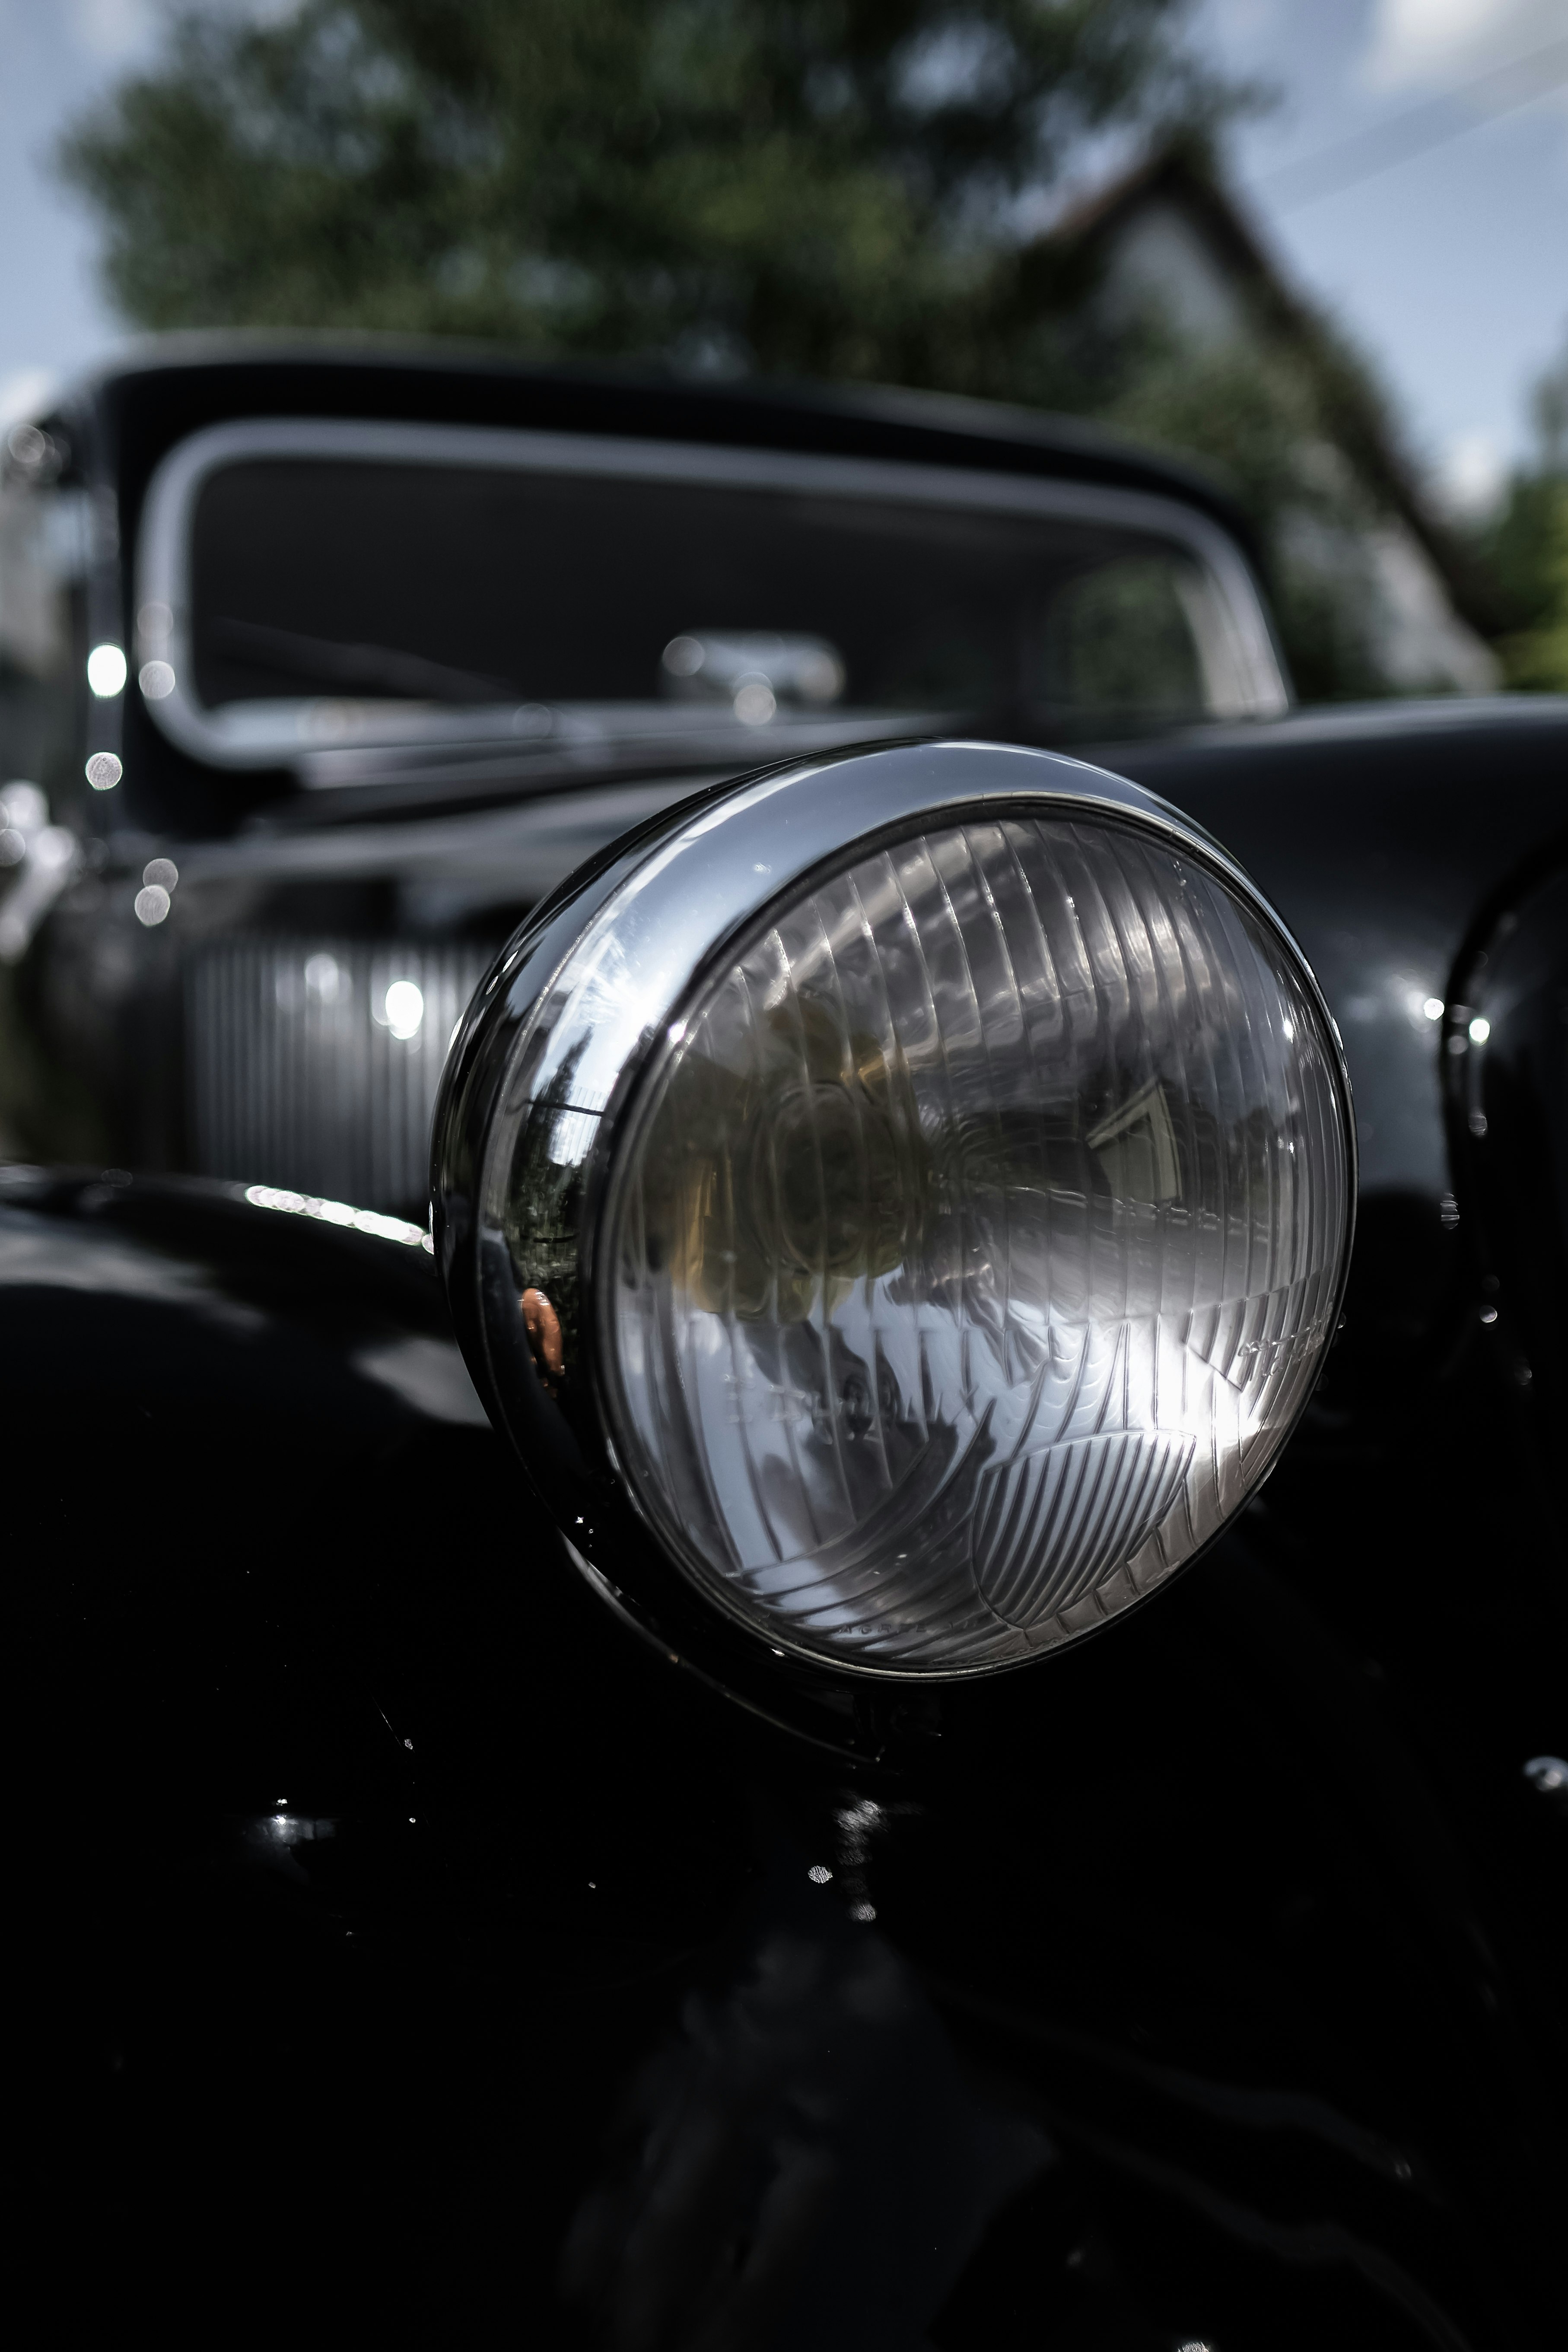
[137, 426, 1286, 783]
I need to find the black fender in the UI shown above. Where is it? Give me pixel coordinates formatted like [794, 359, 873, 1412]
[5, 1151, 1564, 2346]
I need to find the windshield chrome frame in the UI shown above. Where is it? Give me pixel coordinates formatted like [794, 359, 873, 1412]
[135, 416, 1291, 778]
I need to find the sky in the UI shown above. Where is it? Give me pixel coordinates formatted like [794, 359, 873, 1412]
[1, 0, 1565, 512]
[1201, 0, 1568, 507]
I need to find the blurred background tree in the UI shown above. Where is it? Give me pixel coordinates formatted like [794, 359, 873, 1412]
[57, 0, 1240, 378]
[56, 0, 1523, 699]
[1466, 335, 1568, 691]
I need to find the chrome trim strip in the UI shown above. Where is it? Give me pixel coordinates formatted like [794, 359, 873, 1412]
[135, 418, 1290, 774]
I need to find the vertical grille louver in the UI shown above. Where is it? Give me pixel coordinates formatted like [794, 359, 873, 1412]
[187, 938, 494, 1214]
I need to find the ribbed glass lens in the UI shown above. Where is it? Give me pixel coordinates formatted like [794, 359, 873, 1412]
[602, 815, 1349, 1672]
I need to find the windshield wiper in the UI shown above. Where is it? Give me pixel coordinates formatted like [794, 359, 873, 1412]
[206, 617, 518, 704]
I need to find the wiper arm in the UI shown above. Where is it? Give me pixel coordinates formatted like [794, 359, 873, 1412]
[269, 712, 945, 828]
[206, 617, 518, 704]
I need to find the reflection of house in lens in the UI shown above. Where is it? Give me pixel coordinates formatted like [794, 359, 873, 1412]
[1086, 1075, 1183, 1203]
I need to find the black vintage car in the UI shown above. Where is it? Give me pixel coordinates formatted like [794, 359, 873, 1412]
[2, 340, 1291, 1200]
[4, 348, 1565, 2347]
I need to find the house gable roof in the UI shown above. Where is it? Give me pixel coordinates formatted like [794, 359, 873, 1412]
[1049, 146, 1495, 634]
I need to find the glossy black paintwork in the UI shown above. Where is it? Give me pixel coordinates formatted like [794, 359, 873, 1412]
[7, 1148, 1565, 2343]
[1444, 858, 1568, 1435]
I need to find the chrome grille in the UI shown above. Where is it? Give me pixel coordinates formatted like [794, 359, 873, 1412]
[187, 938, 494, 1213]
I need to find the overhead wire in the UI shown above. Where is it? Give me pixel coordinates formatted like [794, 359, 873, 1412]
[1249, 31, 1568, 213]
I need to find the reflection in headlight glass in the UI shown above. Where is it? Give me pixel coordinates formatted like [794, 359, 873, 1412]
[599, 815, 1349, 1671]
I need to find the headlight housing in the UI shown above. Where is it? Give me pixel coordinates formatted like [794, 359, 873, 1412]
[435, 743, 1352, 1685]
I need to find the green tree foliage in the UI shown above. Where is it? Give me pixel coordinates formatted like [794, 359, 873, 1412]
[1471, 336, 1568, 690]
[59, 0, 1237, 388]
[1495, 486, 1568, 690]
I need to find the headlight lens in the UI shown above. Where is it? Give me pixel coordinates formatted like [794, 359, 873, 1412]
[600, 813, 1347, 1671]
[438, 742, 1352, 1686]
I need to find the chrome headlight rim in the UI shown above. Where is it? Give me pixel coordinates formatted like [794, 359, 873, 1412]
[433, 740, 1356, 1697]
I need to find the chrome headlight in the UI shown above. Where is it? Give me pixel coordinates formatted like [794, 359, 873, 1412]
[435, 743, 1352, 1682]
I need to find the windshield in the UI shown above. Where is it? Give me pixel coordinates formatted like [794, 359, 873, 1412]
[136, 422, 1288, 783]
